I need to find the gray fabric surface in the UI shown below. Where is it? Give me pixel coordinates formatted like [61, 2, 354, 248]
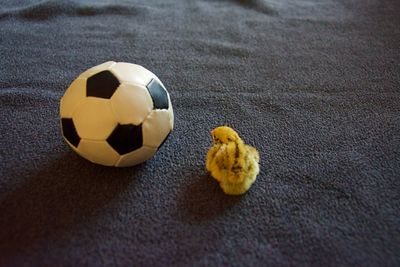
[1, 0, 399, 266]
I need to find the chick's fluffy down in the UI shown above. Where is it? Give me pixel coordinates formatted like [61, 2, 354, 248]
[206, 126, 260, 195]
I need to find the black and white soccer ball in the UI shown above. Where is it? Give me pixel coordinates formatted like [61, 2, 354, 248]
[60, 61, 174, 167]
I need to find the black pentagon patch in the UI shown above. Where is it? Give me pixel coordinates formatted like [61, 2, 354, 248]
[87, 70, 120, 99]
[147, 79, 169, 110]
[61, 118, 80, 147]
[107, 124, 143, 155]
[158, 132, 171, 150]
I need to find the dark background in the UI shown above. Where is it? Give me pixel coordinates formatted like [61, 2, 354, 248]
[1, 0, 399, 266]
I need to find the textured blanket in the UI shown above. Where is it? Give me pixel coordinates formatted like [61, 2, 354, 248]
[1, 0, 399, 266]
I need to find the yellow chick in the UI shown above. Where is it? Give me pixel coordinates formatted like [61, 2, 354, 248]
[206, 126, 260, 195]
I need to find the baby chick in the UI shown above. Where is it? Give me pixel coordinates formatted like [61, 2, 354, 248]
[206, 126, 260, 195]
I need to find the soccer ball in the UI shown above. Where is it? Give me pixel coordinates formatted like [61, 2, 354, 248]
[60, 61, 174, 167]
